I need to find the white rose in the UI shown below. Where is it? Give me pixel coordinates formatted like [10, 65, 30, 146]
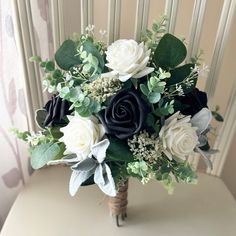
[59, 115, 105, 160]
[105, 39, 154, 82]
[159, 112, 199, 160]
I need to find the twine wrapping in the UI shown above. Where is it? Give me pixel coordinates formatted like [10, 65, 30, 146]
[108, 181, 128, 218]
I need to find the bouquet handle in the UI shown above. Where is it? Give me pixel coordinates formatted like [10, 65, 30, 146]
[108, 180, 128, 227]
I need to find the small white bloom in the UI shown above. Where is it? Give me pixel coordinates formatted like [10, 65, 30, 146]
[59, 114, 105, 161]
[99, 29, 107, 36]
[198, 63, 209, 78]
[85, 24, 95, 32]
[65, 72, 72, 81]
[105, 39, 154, 82]
[159, 112, 199, 160]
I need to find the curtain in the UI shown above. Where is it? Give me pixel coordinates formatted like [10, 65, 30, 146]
[0, 0, 51, 230]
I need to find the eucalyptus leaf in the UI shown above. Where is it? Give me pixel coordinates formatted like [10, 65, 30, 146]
[29, 56, 41, 62]
[167, 64, 194, 85]
[82, 40, 104, 70]
[140, 84, 149, 96]
[55, 40, 81, 70]
[75, 106, 92, 117]
[154, 33, 187, 68]
[167, 63, 197, 93]
[45, 61, 55, 71]
[53, 69, 63, 79]
[148, 92, 161, 103]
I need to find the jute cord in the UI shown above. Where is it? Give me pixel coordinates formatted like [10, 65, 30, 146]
[108, 181, 128, 216]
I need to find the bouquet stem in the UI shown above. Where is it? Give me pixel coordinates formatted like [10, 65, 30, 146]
[108, 180, 128, 227]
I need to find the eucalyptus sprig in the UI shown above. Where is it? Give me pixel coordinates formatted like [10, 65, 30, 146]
[140, 68, 170, 104]
[59, 86, 101, 117]
[30, 56, 64, 93]
[141, 15, 168, 53]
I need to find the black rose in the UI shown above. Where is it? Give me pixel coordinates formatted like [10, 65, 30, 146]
[176, 88, 208, 116]
[99, 89, 147, 139]
[43, 96, 72, 127]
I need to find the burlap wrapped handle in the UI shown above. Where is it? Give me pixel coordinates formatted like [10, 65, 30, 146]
[108, 181, 128, 227]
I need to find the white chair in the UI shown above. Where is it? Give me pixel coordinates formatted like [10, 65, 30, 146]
[1, 166, 236, 236]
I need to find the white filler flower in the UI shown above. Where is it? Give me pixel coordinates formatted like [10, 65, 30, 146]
[105, 39, 154, 82]
[59, 115, 105, 160]
[159, 112, 199, 160]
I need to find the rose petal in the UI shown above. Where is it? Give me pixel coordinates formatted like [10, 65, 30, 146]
[132, 67, 154, 78]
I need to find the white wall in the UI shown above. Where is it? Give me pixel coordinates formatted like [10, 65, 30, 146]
[222, 133, 236, 199]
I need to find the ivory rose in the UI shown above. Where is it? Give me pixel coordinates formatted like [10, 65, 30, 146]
[59, 115, 105, 160]
[105, 39, 154, 82]
[159, 112, 199, 160]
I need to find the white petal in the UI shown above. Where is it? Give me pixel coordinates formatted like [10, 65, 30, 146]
[132, 67, 154, 78]
[91, 139, 110, 163]
[163, 149, 173, 160]
[191, 108, 212, 134]
[100, 71, 118, 78]
[165, 111, 180, 126]
[118, 73, 132, 82]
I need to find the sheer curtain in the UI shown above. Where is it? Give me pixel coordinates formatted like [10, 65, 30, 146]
[0, 0, 52, 230]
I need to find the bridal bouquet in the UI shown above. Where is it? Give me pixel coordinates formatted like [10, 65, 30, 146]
[14, 18, 222, 224]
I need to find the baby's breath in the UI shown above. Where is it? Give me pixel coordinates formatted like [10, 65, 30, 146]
[128, 130, 163, 164]
[82, 75, 122, 103]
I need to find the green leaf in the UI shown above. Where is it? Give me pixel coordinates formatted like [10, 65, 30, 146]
[83, 63, 92, 72]
[148, 92, 161, 103]
[45, 61, 55, 71]
[154, 33, 187, 68]
[49, 127, 64, 140]
[55, 40, 81, 70]
[212, 111, 224, 122]
[55, 143, 65, 160]
[150, 77, 158, 87]
[53, 69, 63, 79]
[131, 78, 138, 89]
[35, 109, 47, 129]
[89, 100, 101, 113]
[167, 64, 194, 86]
[106, 138, 134, 162]
[30, 142, 60, 169]
[59, 86, 70, 98]
[29, 56, 41, 62]
[154, 107, 170, 117]
[83, 97, 91, 107]
[82, 40, 104, 71]
[146, 113, 155, 127]
[40, 61, 47, 68]
[140, 84, 149, 96]
[11, 128, 30, 142]
[75, 106, 92, 117]
[123, 80, 132, 89]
